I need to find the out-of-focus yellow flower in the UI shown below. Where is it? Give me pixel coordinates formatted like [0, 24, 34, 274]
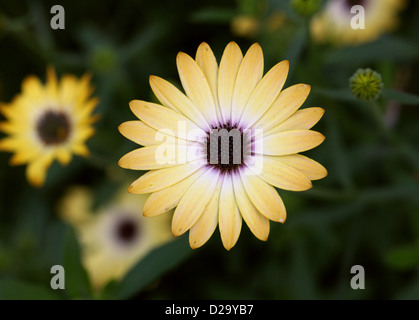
[311, 0, 406, 46]
[0, 68, 98, 187]
[231, 15, 260, 38]
[266, 11, 287, 32]
[59, 185, 173, 290]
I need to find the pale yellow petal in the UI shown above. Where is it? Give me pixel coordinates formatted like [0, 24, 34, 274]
[217, 41, 243, 124]
[269, 107, 325, 134]
[231, 43, 264, 124]
[239, 171, 286, 222]
[218, 174, 242, 250]
[143, 167, 207, 217]
[195, 42, 222, 124]
[129, 100, 206, 141]
[118, 121, 160, 146]
[240, 60, 289, 128]
[118, 145, 179, 170]
[254, 84, 311, 132]
[129, 162, 203, 194]
[189, 174, 224, 249]
[172, 168, 220, 236]
[256, 155, 313, 191]
[177, 52, 218, 124]
[232, 173, 269, 241]
[149, 76, 210, 130]
[274, 154, 328, 180]
[261, 130, 325, 156]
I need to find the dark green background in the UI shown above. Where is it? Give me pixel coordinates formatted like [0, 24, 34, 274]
[0, 0, 419, 300]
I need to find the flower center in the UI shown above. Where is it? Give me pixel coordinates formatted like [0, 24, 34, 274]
[114, 216, 139, 246]
[206, 123, 249, 173]
[36, 110, 71, 146]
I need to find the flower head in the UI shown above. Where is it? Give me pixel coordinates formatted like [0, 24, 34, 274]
[350, 68, 384, 100]
[59, 185, 172, 290]
[119, 42, 327, 250]
[231, 15, 260, 38]
[311, 0, 406, 45]
[0, 68, 98, 186]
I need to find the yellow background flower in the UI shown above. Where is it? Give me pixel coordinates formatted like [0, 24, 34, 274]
[311, 0, 406, 45]
[0, 68, 98, 186]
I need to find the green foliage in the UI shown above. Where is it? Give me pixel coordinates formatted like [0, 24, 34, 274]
[0, 0, 419, 300]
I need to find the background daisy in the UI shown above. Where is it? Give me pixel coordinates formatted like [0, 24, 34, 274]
[0, 68, 98, 186]
[59, 185, 173, 290]
[311, 0, 407, 45]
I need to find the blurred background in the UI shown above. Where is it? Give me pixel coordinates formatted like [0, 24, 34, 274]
[0, 0, 419, 300]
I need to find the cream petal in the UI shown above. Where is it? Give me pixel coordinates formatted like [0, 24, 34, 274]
[268, 107, 325, 134]
[177, 52, 218, 125]
[129, 161, 204, 194]
[254, 84, 311, 133]
[217, 41, 243, 124]
[172, 168, 220, 236]
[218, 174, 242, 250]
[255, 155, 313, 191]
[231, 43, 264, 125]
[143, 167, 208, 217]
[261, 130, 325, 156]
[239, 171, 286, 222]
[129, 100, 206, 141]
[189, 174, 224, 249]
[118, 121, 161, 146]
[195, 42, 223, 125]
[273, 154, 328, 180]
[240, 60, 289, 128]
[118, 144, 204, 170]
[232, 173, 269, 241]
[149, 76, 210, 131]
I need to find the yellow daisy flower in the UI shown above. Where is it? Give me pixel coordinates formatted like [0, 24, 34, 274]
[118, 42, 327, 250]
[0, 68, 98, 187]
[59, 185, 173, 290]
[311, 0, 406, 45]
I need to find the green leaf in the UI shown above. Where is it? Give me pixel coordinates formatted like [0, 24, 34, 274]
[0, 278, 61, 300]
[62, 225, 92, 299]
[312, 87, 357, 103]
[110, 236, 192, 300]
[385, 244, 419, 270]
[382, 88, 419, 105]
[189, 8, 236, 24]
[325, 36, 419, 67]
